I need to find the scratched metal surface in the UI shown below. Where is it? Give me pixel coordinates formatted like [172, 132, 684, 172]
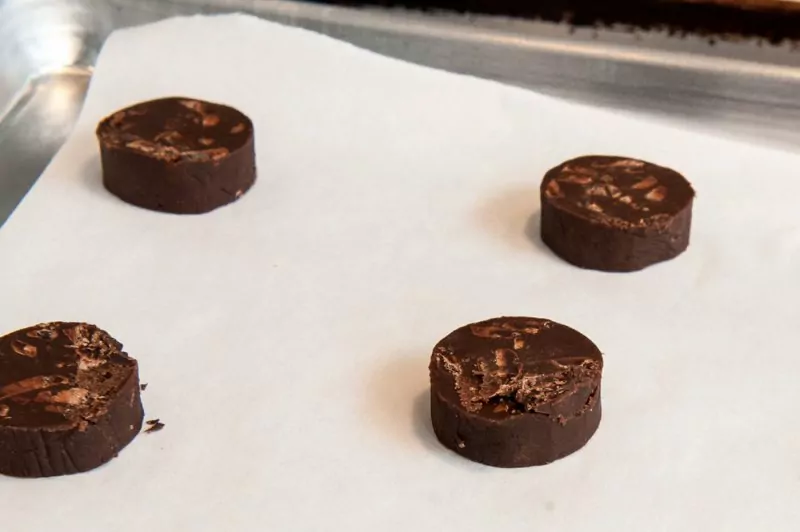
[2, 0, 800, 225]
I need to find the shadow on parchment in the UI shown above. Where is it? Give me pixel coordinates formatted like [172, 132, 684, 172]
[472, 183, 553, 259]
[524, 210, 545, 252]
[366, 354, 440, 452]
[80, 149, 108, 198]
[367, 354, 484, 469]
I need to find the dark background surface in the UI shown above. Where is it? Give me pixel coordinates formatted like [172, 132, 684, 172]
[308, 0, 800, 42]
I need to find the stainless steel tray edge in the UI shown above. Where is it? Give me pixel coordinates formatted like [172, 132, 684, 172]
[2, 0, 799, 225]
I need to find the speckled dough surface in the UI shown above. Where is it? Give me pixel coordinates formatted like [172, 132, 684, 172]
[540, 155, 695, 272]
[429, 317, 603, 467]
[0, 322, 143, 477]
[96, 97, 256, 214]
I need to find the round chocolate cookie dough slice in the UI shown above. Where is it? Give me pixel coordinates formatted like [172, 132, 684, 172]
[96, 97, 256, 214]
[540, 155, 695, 272]
[0, 322, 144, 477]
[429, 317, 602, 468]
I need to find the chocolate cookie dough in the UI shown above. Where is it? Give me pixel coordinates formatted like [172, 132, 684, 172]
[0, 323, 144, 477]
[540, 155, 695, 272]
[429, 317, 602, 468]
[96, 97, 256, 214]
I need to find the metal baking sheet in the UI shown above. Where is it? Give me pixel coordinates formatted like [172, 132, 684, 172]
[2, 0, 800, 225]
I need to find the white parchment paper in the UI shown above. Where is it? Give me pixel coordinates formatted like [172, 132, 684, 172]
[1, 14, 799, 532]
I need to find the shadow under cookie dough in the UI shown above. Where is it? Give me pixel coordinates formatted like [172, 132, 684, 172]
[473, 184, 552, 257]
[367, 354, 477, 467]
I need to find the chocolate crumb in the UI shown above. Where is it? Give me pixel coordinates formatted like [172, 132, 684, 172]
[145, 421, 165, 434]
[140, 383, 148, 391]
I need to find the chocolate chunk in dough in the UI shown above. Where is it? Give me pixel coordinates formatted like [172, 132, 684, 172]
[96, 97, 256, 214]
[429, 317, 602, 468]
[0, 322, 144, 477]
[540, 155, 695, 272]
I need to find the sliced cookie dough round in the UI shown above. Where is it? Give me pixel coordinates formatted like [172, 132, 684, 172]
[429, 317, 602, 468]
[96, 97, 256, 214]
[540, 155, 695, 272]
[0, 322, 144, 478]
